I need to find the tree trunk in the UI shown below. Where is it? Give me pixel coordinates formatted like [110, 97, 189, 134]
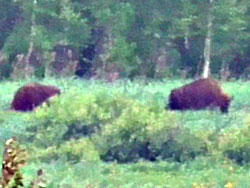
[202, 0, 213, 78]
[24, 0, 38, 78]
[99, 27, 113, 79]
[220, 61, 230, 81]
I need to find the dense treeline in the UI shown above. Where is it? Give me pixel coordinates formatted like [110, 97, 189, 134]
[0, 0, 249, 80]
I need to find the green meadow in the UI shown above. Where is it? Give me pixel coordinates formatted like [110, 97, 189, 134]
[0, 78, 250, 187]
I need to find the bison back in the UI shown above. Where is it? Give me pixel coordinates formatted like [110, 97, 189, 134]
[168, 78, 231, 112]
[11, 83, 60, 111]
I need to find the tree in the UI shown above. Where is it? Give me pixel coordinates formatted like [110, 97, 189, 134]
[2, 0, 91, 78]
[202, 0, 213, 78]
[0, 0, 249, 79]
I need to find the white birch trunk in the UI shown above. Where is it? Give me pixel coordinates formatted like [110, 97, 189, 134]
[100, 27, 113, 79]
[184, 31, 189, 50]
[202, 0, 213, 78]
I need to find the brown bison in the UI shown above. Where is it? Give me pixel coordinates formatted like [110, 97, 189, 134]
[167, 78, 232, 113]
[11, 83, 60, 111]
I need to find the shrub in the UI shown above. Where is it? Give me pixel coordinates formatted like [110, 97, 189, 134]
[0, 137, 27, 187]
[26, 90, 117, 147]
[218, 116, 250, 164]
[28, 138, 100, 163]
[26, 88, 216, 163]
[160, 127, 216, 162]
[92, 99, 172, 162]
[93, 100, 212, 163]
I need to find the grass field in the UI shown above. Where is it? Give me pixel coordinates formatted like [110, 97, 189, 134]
[0, 78, 250, 187]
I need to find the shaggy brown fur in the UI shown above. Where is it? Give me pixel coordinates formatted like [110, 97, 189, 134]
[168, 78, 232, 113]
[11, 83, 60, 111]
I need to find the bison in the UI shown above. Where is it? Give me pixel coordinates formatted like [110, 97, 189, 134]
[11, 83, 60, 111]
[167, 78, 232, 113]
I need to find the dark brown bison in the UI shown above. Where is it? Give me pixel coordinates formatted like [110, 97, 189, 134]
[167, 78, 232, 113]
[11, 83, 60, 111]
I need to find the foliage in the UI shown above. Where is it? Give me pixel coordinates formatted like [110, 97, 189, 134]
[29, 169, 46, 188]
[0, 137, 26, 188]
[26, 90, 128, 146]
[25, 82, 219, 163]
[92, 100, 177, 162]
[218, 116, 250, 164]
[0, 0, 249, 79]
[0, 78, 250, 187]
[22, 157, 250, 187]
[27, 138, 100, 163]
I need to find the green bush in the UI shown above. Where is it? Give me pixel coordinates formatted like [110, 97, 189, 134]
[93, 100, 213, 162]
[26, 90, 116, 147]
[25, 89, 147, 143]
[218, 116, 250, 164]
[160, 126, 217, 162]
[92, 99, 174, 162]
[28, 138, 100, 163]
[25, 88, 217, 163]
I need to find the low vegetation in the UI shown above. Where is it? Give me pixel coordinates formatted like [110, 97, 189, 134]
[0, 78, 250, 187]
